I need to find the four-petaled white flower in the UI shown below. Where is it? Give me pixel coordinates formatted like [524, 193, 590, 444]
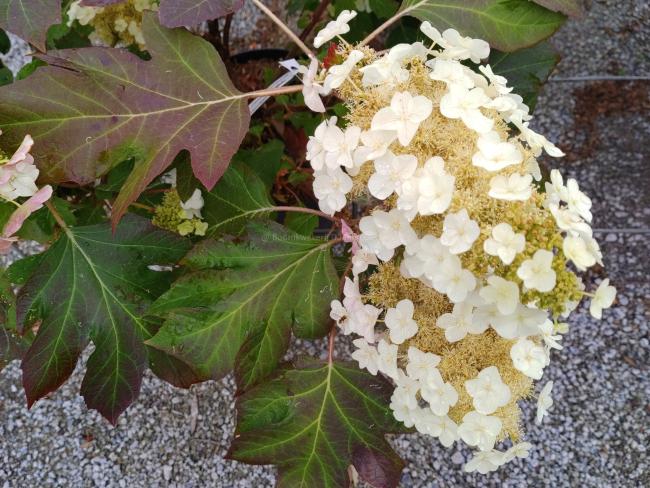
[300, 57, 325, 113]
[488, 173, 533, 201]
[352, 129, 396, 170]
[563, 235, 598, 271]
[483, 223, 526, 265]
[313, 9, 357, 48]
[589, 278, 616, 319]
[433, 255, 476, 303]
[464, 450, 506, 474]
[385, 299, 419, 344]
[413, 410, 459, 447]
[306, 117, 337, 170]
[377, 339, 399, 380]
[428, 58, 476, 89]
[368, 151, 418, 199]
[472, 131, 523, 171]
[398, 156, 455, 218]
[351, 338, 379, 375]
[360, 43, 425, 86]
[394, 370, 421, 410]
[479, 275, 520, 315]
[372, 91, 433, 145]
[437, 301, 484, 342]
[406, 346, 441, 380]
[313, 166, 353, 215]
[510, 338, 547, 380]
[440, 85, 493, 133]
[439, 28, 490, 64]
[491, 304, 546, 340]
[420, 368, 459, 416]
[440, 209, 480, 254]
[359, 208, 417, 261]
[458, 411, 502, 451]
[322, 124, 361, 169]
[565, 178, 592, 222]
[535, 381, 554, 424]
[323, 50, 364, 93]
[464, 366, 511, 415]
[504, 442, 533, 462]
[517, 249, 557, 292]
[538, 319, 563, 351]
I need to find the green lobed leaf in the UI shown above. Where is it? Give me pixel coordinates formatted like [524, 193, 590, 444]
[202, 161, 275, 237]
[148, 222, 338, 391]
[398, 0, 566, 52]
[17, 214, 193, 423]
[229, 358, 405, 488]
[0, 0, 61, 50]
[284, 211, 318, 236]
[0, 13, 250, 227]
[490, 41, 560, 111]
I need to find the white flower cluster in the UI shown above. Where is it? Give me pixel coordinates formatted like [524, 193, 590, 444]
[308, 13, 616, 474]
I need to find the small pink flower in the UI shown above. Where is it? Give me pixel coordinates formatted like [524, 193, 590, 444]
[341, 219, 360, 254]
[0, 185, 53, 254]
[7, 134, 35, 166]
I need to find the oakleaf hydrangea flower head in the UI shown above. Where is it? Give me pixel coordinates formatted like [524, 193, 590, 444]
[301, 19, 615, 474]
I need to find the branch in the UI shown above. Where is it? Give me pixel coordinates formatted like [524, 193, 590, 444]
[46, 200, 69, 231]
[251, 0, 315, 59]
[359, 10, 407, 47]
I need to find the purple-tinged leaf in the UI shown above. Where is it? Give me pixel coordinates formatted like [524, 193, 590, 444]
[0, 13, 250, 227]
[229, 358, 406, 488]
[0, 0, 60, 50]
[18, 214, 191, 423]
[159, 0, 244, 28]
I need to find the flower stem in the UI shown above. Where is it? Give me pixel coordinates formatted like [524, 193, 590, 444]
[247, 85, 304, 99]
[328, 257, 353, 363]
[359, 10, 407, 47]
[250, 0, 315, 59]
[46, 200, 69, 231]
[272, 205, 340, 223]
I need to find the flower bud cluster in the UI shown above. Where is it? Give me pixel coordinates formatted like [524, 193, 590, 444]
[67, 0, 159, 50]
[307, 13, 616, 473]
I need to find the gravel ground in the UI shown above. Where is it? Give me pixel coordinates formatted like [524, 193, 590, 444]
[1, 1, 649, 487]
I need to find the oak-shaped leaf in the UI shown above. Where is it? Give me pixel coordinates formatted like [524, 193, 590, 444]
[229, 358, 406, 488]
[16, 214, 195, 423]
[82, 0, 244, 27]
[399, 0, 566, 52]
[0, 12, 250, 227]
[202, 161, 275, 237]
[147, 222, 338, 391]
[490, 41, 560, 110]
[0, 0, 60, 50]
